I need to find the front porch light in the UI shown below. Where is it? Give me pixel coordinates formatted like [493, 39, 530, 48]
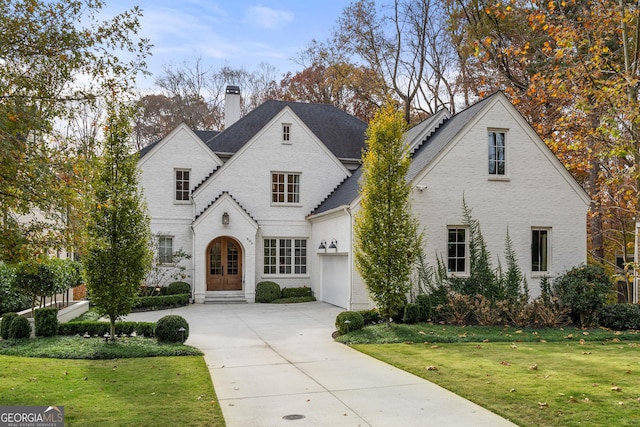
[222, 212, 229, 225]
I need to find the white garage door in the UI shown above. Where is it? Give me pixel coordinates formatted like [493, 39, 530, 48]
[321, 255, 349, 309]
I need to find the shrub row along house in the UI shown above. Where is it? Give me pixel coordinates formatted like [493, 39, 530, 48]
[138, 88, 590, 309]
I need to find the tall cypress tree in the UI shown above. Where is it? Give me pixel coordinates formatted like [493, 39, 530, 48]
[354, 103, 422, 326]
[83, 102, 152, 340]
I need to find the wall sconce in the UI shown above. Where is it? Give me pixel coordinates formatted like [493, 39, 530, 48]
[318, 240, 327, 251]
[222, 212, 229, 225]
[328, 239, 337, 251]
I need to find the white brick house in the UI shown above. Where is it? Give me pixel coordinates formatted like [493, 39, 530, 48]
[138, 90, 590, 309]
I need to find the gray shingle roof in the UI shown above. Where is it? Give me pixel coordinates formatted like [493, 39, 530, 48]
[205, 100, 367, 160]
[311, 93, 500, 216]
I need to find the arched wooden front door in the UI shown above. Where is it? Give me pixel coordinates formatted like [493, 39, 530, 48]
[206, 237, 243, 291]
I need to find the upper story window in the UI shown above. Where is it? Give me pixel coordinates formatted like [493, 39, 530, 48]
[447, 227, 468, 275]
[282, 123, 291, 142]
[532, 228, 550, 273]
[488, 131, 506, 176]
[272, 172, 300, 204]
[175, 169, 190, 201]
[158, 236, 173, 265]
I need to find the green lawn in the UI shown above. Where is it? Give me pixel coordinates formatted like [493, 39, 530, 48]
[345, 325, 640, 427]
[0, 355, 225, 426]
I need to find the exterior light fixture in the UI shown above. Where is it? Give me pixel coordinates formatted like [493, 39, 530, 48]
[329, 239, 337, 250]
[318, 240, 327, 251]
[222, 212, 229, 225]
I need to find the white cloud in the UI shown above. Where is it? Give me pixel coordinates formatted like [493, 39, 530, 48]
[244, 6, 293, 30]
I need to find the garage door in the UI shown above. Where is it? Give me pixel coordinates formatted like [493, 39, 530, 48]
[321, 255, 349, 309]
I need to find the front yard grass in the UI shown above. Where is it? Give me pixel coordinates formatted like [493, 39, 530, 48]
[0, 355, 225, 426]
[341, 324, 640, 427]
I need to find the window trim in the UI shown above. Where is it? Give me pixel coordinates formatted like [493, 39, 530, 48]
[158, 235, 174, 265]
[174, 168, 191, 203]
[282, 123, 291, 144]
[531, 227, 551, 276]
[262, 238, 308, 276]
[488, 129, 509, 180]
[447, 226, 469, 277]
[271, 172, 301, 205]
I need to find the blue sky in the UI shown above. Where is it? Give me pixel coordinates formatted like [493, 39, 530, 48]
[106, 0, 348, 89]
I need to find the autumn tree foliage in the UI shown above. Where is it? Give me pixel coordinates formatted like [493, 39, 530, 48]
[448, 0, 640, 270]
[354, 103, 422, 326]
[0, 0, 150, 261]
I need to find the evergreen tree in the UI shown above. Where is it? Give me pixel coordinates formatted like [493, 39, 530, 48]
[83, 102, 152, 340]
[354, 103, 423, 326]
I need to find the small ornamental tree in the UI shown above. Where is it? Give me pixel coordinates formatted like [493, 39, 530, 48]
[83, 102, 153, 340]
[354, 103, 422, 326]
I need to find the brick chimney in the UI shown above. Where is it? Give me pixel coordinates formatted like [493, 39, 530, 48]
[225, 85, 241, 129]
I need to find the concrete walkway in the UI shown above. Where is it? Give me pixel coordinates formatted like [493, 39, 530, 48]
[126, 302, 517, 426]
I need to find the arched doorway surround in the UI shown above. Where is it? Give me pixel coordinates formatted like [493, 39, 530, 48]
[206, 236, 243, 291]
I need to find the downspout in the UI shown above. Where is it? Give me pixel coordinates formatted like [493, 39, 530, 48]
[190, 194, 196, 303]
[344, 205, 354, 310]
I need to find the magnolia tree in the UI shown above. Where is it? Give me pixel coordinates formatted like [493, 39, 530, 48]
[354, 103, 423, 326]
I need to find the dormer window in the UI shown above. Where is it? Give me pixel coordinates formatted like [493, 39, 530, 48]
[282, 123, 291, 143]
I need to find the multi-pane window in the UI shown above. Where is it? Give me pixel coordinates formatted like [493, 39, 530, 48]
[488, 131, 506, 175]
[532, 229, 549, 272]
[447, 227, 467, 274]
[264, 239, 277, 274]
[263, 238, 307, 275]
[158, 236, 173, 265]
[271, 172, 300, 203]
[282, 123, 291, 142]
[175, 169, 190, 201]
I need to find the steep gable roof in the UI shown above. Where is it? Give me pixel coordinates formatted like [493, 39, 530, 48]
[310, 93, 503, 216]
[205, 100, 367, 160]
[138, 128, 220, 159]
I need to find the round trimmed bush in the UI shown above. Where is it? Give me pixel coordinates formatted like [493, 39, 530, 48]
[166, 281, 191, 295]
[255, 281, 281, 303]
[335, 311, 364, 335]
[8, 315, 31, 339]
[358, 309, 382, 325]
[1, 312, 18, 340]
[155, 315, 189, 343]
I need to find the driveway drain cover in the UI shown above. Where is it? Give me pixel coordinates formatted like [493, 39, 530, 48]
[283, 414, 306, 421]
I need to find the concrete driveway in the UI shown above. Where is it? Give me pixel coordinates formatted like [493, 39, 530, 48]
[126, 302, 517, 427]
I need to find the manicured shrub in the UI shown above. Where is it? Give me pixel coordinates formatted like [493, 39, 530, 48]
[335, 311, 364, 335]
[166, 281, 191, 295]
[281, 287, 312, 298]
[357, 309, 382, 325]
[58, 321, 156, 337]
[1, 312, 18, 340]
[34, 307, 59, 337]
[155, 315, 189, 343]
[553, 264, 613, 327]
[599, 304, 640, 330]
[0, 263, 30, 315]
[403, 302, 421, 324]
[8, 315, 31, 339]
[255, 281, 281, 303]
[134, 294, 189, 310]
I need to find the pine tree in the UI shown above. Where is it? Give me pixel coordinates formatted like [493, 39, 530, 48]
[354, 103, 422, 326]
[83, 102, 152, 340]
